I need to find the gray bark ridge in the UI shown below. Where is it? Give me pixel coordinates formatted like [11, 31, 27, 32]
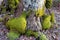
[27, 12, 42, 31]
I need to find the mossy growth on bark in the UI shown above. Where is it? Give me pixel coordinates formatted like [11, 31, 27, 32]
[39, 33, 48, 40]
[7, 31, 20, 40]
[51, 12, 55, 23]
[45, 0, 53, 9]
[6, 11, 27, 34]
[25, 30, 39, 38]
[42, 15, 51, 30]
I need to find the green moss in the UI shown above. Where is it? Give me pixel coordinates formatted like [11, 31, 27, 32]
[0, 18, 3, 22]
[39, 33, 48, 40]
[15, 0, 19, 4]
[45, 0, 53, 9]
[51, 12, 55, 23]
[7, 31, 19, 40]
[1, 2, 6, 14]
[8, 0, 18, 9]
[36, 7, 44, 17]
[6, 12, 27, 33]
[42, 15, 51, 29]
[25, 30, 39, 38]
[7, 0, 19, 14]
[8, 0, 19, 9]
[1, 7, 6, 14]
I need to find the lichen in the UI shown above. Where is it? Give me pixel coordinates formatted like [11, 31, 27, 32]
[23, 0, 45, 11]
